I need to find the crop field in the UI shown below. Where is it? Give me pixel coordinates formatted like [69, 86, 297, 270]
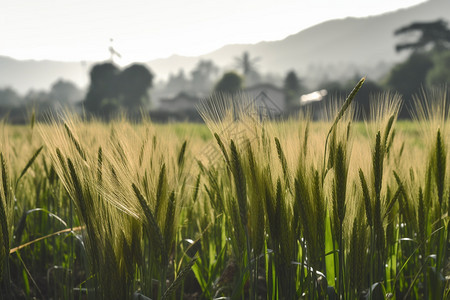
[1, 80, 450, 299]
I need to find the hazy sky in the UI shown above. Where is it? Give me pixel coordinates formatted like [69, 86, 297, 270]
[1, 0, 427, 64]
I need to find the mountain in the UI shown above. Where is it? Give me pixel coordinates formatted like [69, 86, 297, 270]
[147, 0, 450, 83]
[1, 0, 449, 93]
[0, 56, 92, 94]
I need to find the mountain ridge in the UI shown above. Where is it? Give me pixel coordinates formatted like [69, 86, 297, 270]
[1, 0, 449, 93]
[147, 0, 449, 79]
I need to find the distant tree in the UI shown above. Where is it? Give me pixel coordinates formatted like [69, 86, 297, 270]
[390, 19, 450, 118]
[191, 60, 219, 93]
[426, 50, 450, 86]
[99, 97, 121, 118]
[385, 52, 433, 97]
[22, 89, 56, 113]
[166, 70, 190, 95]
[234, 52, 260, 77]
[395, 19, 450, 52]
[84, 63, 120, 115]
[0, 87, 22, 107]
[214, 72, 243, 94]
[117, 64, 153, 111]
[318, 80, 345, 95]
[49, 79, 84, 105]
[385, 52, 433, 118]
[24, 90, 51, 104]
[283, 71, 302, 107]
[84, 63, 153, 118]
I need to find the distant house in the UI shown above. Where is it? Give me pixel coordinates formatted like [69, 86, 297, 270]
[155, 83, 287, 121]
[153, 92, 204, 122]
[243, 83, 286, 115]
[158, 92, 201, 113]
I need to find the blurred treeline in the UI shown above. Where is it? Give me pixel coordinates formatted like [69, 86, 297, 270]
[0, 19, 449, 123]
[0, 80, 84, 123]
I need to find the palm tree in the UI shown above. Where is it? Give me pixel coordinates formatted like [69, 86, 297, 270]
[234, 52, 260, 76]
[395, 19, 450, 52]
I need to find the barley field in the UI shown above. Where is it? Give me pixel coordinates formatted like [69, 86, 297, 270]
[1, 80, 450, 299]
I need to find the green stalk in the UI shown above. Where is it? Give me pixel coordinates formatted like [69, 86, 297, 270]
[0, 153, 11, 298]
[322, 77, 365, 181]
[369, 226, 374, 300]
[244, 226, 254, 300]
[69, 186, 74, 300]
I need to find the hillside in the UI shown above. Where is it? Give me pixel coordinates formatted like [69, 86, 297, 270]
[147, 0, 450, 81]
[1, 0, 449, 93]
[0, 56, 91, 94]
